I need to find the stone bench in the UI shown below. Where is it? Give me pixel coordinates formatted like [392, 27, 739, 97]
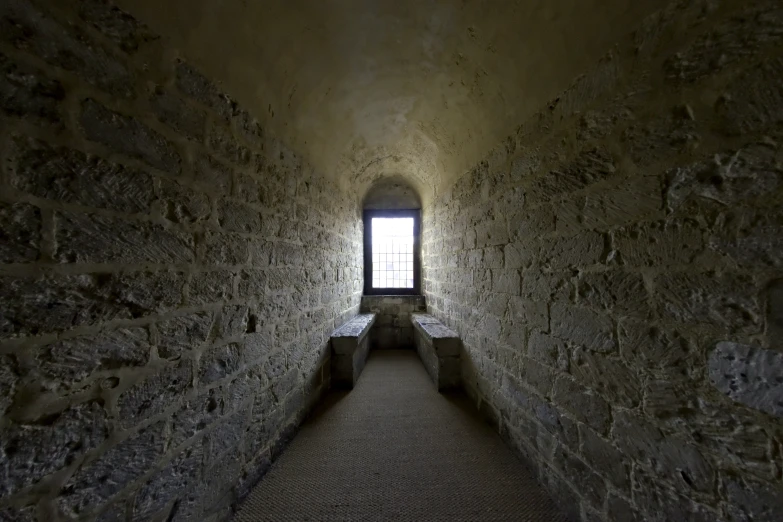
[330, 313, 376, 388]
[411, 313, 461, 391]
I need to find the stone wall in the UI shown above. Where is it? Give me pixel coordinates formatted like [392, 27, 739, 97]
[422, 0, 783, 520]
[360, 295, 426, 349]
[0, 1, 362, 521]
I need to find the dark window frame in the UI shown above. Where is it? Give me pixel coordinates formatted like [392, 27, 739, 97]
[363, 209, 421, 295]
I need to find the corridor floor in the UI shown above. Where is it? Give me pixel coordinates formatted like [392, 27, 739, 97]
[234, 350, 568, 521]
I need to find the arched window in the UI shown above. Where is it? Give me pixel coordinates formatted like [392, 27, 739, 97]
[362, 177, 421, 296]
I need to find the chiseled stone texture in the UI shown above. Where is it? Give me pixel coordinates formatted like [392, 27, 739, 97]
[422, 1, 783, 520]
[0, 1, 362, 520]
[360, 295, 426, 349]
[411, 314, 461, 391]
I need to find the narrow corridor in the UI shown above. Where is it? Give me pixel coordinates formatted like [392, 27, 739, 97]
[234, 351, 566, 521]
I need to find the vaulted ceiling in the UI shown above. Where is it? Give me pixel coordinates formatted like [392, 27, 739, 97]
[117, 0, 667, 202]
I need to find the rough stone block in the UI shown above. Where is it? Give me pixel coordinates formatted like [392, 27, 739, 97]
[579, 424, 629, 491]
[654, 272, 760, 332]
[716, 56, 783, 136]
[551, 303, 615, 353]
[0, 402, 108, 497]
[169, 388, 223, 449]
[527, 331, 568, 370]
[582, 174, 662, 229]
[0, 51, 63, 125]
[666, 145, 780, 213]
[527, 147, 616, 204]
[208, 123, 251, 166]
[552, 375, 610, 434]
[726, 477, 783, 522]
[664, 1, 783, 85]
[538, 231, 604, 269]
[0, 201, 40, 263]
[188, 270, 234, 305]
[157, 312, 213, 359]
[40, 327, 149, 383]
[199, 343, 241, 385]
[708, 341, 783, 418]
[709, 208, 783, 270]
[232, 108, 264, 149]
[58, 421, 165, 517]
[175, 61, 234, 121]
[612, 410, 714, 493]
[78, 0, 158, 54]
[132, 443, 203, 521]
[158, 179, 211, 224]
[614, 219, 703, 267]
[0, 274, 130, 338]
[80, 99, 180, 173]
[217, 200, 261, 234]
[202, 231, 248, 266]
[149, 88, 205, 140]
[193, 153, 232, 195]
[216, 305, 249, 340]
[118, 362, 192, 428]
[577, 271, 651, 319]
[237, 270, 266, 298]
[0, 0, 134, 97]
[10, 137, 155, 213]
[54, 211, 195, 264]
[551, 444, 606, 510]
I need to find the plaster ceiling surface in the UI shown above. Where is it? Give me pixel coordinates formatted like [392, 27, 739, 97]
[116, 0, 668, 202]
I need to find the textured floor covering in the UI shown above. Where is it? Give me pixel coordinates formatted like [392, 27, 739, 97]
[234, 350, 568, 521]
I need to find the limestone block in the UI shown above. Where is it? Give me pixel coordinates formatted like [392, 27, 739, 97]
[708, 341, 783, 418]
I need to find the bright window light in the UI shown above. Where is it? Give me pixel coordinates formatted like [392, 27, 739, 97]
[371, 217, 414, 289]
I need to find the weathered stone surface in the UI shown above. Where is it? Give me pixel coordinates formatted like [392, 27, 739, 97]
[117, 362, 192, 428]
[55, 211, 194, 264]
[205, 409, 247, 462]
[538, 231, 604, 269]
[208, 123, 251, 166]
[0, 402, 108, 497]
[582, 174, 662, 229]
[59, 421, 165, 517]
[768, 280, 783, 350]
[175, 61, 234, 121]
[726, 478, 783, 522]
[551, 444, 606, 509]
[216, 305, 249, 340]
[552, 376, 611, 434]
[527, 148, 616, 204]
[655, 272, 759, 332]
[0, 0, 134, 97]
[579, 424, 629, 491]
[157, 312, 213, 359]
[570, 346, 641, 408]
[10, 137, 155, 213]
[0, 201, 40, 263]
[613, 411, 715, 493]
[664, 1, 783, 84]
[103, 271, 185, 313]
[203, 231, 248, 265]
[621, 113, 698, 167]
[708, 341, 783, 418]
[618, 320, 694, 376]
[578, 271, 651, 319]
[666, 145, 781, 213]
[709, 208, 783, 270]
[198, 343, 241, 384]
[237, 269, 266, 298]
[217, 200, 261, 234]
[233, 108, 264, 148]
[551, 303, 615, 353]
[188, 271, 234, 305]
[0, 274, 131, 338]
[193, 153, 232, 194]
[158, 179, 211, 224]
[616, 219, 703, 270]
[149, 87, 205, 140]
[0, 51, 63, 125]
[40, 327, 149, 383]
[169, 387, 223, 448]
[80, 99, 181, 173]
[132, 443, 203, 521]
[78, 0, 158, 54]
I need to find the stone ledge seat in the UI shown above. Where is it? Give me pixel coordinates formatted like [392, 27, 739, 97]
[330, 313, 376, 388]
[411, 313, 461, 391]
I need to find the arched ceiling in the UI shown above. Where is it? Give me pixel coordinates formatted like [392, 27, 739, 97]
[116, 0, 668, 203]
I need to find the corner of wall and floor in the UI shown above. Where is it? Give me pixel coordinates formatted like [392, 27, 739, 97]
[0, 0, 363, 520]
[422, 1, 783, 521]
